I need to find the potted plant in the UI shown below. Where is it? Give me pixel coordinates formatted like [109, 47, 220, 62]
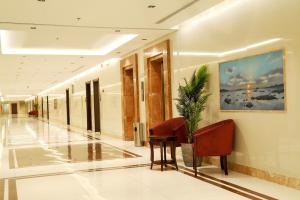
[175, 65, 209, 167]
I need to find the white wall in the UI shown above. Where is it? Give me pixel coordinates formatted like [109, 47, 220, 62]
[170, 0, 300, 179]
[46, 62, 123, 136]
[43, 0, 300, 180]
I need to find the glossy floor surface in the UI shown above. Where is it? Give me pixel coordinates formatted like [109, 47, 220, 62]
[0, 115, 299, 200]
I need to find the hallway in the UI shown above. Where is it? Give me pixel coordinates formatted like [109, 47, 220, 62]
[0, 115, 299, 200]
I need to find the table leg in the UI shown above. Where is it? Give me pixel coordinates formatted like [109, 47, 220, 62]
[163, 142, 167, 167]
[150, 141, 154, 169]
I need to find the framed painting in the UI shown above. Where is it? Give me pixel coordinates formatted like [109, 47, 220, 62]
[219, 49, 285, 111]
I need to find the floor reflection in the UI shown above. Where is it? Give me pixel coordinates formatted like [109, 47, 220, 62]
[9, 142, 139, 169]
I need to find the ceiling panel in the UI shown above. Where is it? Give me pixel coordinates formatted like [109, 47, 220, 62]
[0, 0, 223, 98]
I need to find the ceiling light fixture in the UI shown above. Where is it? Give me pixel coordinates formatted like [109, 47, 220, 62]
[0, 31, 138, 56]
[38, 58, 120, 95]
[30, 27, 37, 30]
[148, 5, 156, 8]
[175, 38, 282, 57]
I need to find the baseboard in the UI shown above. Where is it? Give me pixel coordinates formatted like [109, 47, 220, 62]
[207, 157, 300, 190]
[101, 132, 123, 139]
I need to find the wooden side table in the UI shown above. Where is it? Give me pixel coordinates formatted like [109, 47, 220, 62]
[149, 135, 178, 171]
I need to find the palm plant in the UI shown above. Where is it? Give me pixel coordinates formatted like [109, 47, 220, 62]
[175, 65, 209, 143]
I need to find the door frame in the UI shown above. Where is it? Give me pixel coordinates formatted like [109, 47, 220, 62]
[46, 96, 49, 120]
[66, 89, 70, 125]
[11, 103, 18, 114]
[120, 54, 140, 141]
[144, 40, 172, 140]
[41, 97, 44, 118]
[93, 79, 101, 133]
[85, 81, 92, 131]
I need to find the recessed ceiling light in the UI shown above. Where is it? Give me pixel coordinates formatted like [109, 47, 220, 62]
[148, 5, 156, 8]
[37, 0, 46, 2]
[76, 17, 81, 21]
[30, 26, 37, 30]
[115, 30, 121, 33]
[142, 38, 148, 41]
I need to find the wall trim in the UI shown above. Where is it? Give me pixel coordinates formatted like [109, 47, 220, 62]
[207, 157, 300, 190]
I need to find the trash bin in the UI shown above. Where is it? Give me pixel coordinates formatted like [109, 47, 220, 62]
[133, 122, 144, 147]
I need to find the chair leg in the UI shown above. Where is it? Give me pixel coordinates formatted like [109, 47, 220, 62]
[172, 141, 178, 170]
[193, 150, 197, 177]
[160, 142, 164, 171]
[150, 142, 154, 169]
[223, 155, 228, 175]
[220, 156, 224, 170]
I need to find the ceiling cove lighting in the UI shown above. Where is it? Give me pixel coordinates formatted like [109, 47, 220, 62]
[38, 58, 120, 96]
[25, 96, 36, 102]
[178, 0, 243, 30]
[5, 94, 32, 98]
[0, 31, 137, 56]
[174, 38, 282, 57]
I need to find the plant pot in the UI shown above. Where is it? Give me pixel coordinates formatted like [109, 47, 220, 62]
[181, 143, 202, 167]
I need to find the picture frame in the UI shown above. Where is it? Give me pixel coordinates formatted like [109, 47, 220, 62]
[219, 49, 286, 111]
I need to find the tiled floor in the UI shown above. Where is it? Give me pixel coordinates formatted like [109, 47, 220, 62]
[0, 115, 299, 200]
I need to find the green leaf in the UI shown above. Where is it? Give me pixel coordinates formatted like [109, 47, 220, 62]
[175, 65, 210, 143]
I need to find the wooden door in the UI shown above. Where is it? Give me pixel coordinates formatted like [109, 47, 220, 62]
[120, 54, 139, 141]
[86, 82, 92, 131]
[93, 80, 101, 132]
[66, 89, 70, 125]
[11, 103, 18, 114]
[144, 40, 172, 140]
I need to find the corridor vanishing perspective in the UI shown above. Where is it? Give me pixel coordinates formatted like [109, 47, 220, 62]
[0, 116, 299, 200]
[1, 0, 300, 199]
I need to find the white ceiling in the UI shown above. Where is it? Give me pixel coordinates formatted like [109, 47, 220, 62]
[0, 0, 223, 98]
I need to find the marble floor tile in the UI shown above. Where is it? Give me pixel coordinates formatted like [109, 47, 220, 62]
[0, 115, 300, 200]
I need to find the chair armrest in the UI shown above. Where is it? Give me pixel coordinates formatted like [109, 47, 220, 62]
[193, 124, 224, 137]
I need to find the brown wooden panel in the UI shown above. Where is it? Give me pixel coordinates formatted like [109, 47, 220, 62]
[120, 54, 139, 141]
[86, 82, 92, 131]
[11, 103, 18, 114]
[93, 79, 101, 132]
[66, 89, 70, 125]
[144, 40, 172, 141]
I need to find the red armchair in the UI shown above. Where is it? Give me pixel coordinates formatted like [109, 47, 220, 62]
[193, 119, 235, 176]
[149, 117, 188, 146]
[28, 110, 38, 117]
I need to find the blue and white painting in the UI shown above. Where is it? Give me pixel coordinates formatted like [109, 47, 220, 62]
[219, 50, 285, 110]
